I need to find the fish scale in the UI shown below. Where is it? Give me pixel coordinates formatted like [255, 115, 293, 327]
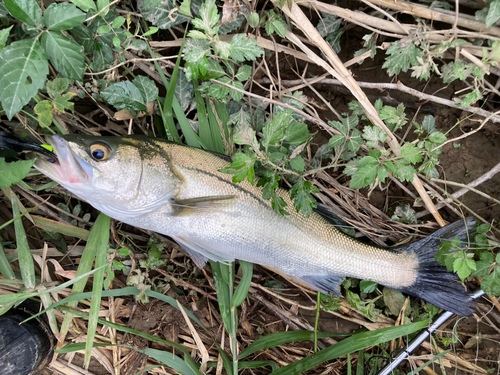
[34, 134, 476, 316]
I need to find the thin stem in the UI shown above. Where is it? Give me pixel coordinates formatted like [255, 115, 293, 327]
[314, 292, 321, 353]
[228, 262, 238, 374]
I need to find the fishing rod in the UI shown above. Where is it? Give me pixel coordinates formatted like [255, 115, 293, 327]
[377, 288, 486, 375]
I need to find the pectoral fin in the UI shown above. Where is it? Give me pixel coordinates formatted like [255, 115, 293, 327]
[172, 195, 236, 216]
[173, 236, 235, 268]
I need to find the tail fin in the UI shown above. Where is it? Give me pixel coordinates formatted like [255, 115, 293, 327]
[395, 217, 477, 316]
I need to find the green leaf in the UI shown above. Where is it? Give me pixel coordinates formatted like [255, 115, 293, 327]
[270, 320, 428, 375]
[453, 251, 475, 281]
[178, 0, 192, 16]
[0, 26, 13, 53]
[327, 134, 345, 148]
[486, 0, 500, 27]
[284, 122, 313, 146]
[383, 287, 406, 316]
[0, 39, 48, 120]
[349, 161, 377, 189]
[383, 40, 421, 76]
[360, 280, 377, 293]
[459, 89, 482, 107]
[317, 13, 341, 37]
[4, 0, 42, 26]
[219, 153, 256, 184]
[476, 223, 491, 234]
[481, 267, 500, 296]
[112, 16, 126, 28]
[90, 41, 114, 71]
[54, 92, 76, 113]
[34, 100, 53, 127]
[230, 34, 263, 62]
[262, 110, 292, 148]
[70, 0, 96, 11]
[41, 31, 85, 80]
[247, 11, 259, 28]
[184, 38, 211, 63]
[391, 204, 416, 224]
[265, 10, 287, 38]
[0, 159, 35, 189]
[44, 3, 86, 31]
[141, 348, 200, 375]
[393, 162, 416, 182]
[235, 65, 252, 81]
[101, 81, 147, 111]
[289, 155, 306, 172]
[232, 260, 253, 308]
[47, 77, 70, 98]
[361, 125, 386, 147]
[347, 129, 361, 152]
[428, 131, 446, 144]
[96, 25, 111, 34]
[472, 252, 493, 278]
[238, 330, 347, 360]
[290, 180, 319, 216]
[139, 0, 189, 30]
[422, 115, 437, 134]
[400, 143, 422, 164]
[134, 75, 159, 104]
[192, 0, 219, 34]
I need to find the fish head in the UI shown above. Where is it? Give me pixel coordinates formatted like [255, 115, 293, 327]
[34, 135, 180, 219]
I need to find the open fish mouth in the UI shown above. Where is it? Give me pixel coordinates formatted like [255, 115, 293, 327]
[34, 135, 94, 185]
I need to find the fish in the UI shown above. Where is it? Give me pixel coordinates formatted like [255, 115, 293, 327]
[34, 134, 476, 316]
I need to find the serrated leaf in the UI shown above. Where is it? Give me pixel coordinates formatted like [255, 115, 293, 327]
[44, 3, 85, 31]
[481, 268, 500, 296]
[213, 39, 231, 59]
[34, 100, 53, 127]
[0, 26, 13, 52]
[284, 122, 313, 146]
[4, 0, 42, 26]
[347, 129, 361, 152]
[327, 134, 345, 148]
[362, 125, 386, 147]
[235, 65, 252, 81]
[391, 204, 416, 224]
[289, 155, 305, 171]
[262, 110, 292, 148]
[0, 39, 48, 120]
[471, 252, 493, 278]
[290, 180, 318, 216]
[54, 92, 76, 113]
[383, 40, 421, 76]
[400, 143, 422, 164]
[41, 31, 85, 80]
[206, 79, 230, 100]
[486, 0, 500, 27]
[184, 38, 211, 62]
[192, 0, 219, 34]
[47, 77, 70, 98]
[101, 81, 147, 111]
[139, 0, 189, 30]
[393, 163, 416, 182]
[0, 158, 35, 189]
[134, 76, 158, 104]
[476, 223, 491, 234]
[459, 89, 482, 107]
[265, 10, 287, 38]
[219, 153, 256, 184]
[230, 34, 263, 62]
[428, 131, 446, 144]
[350, 164, 377, 189]
[174, 70, 194, 112]
[377, 165, 389, 183]
[228, 80, 244, 101]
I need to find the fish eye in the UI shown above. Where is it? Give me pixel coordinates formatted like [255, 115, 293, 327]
[90, 143, 112, 161]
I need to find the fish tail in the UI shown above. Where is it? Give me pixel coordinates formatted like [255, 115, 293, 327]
[395, 217, 476, 316]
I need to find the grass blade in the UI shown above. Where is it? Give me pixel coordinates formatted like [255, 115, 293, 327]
[269, 320, 429, 374]
[238, 330, 348, 360]
[210, 260, 233, 335]
[406, 349, 451, 375]
[193, 79, 213, 150]
[239, 360, 278, 371]
[142, 347, 201, 375]
[0, 240, 15, 279]
[231, 260, 252, 308]
[84, 213, 111, 369]
[32, 215, 89, 240]
[206, 99, 225, 153]
[9, 189, 35, 289]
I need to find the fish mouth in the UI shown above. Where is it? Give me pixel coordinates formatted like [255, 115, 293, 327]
[34, 135, 94, 185]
